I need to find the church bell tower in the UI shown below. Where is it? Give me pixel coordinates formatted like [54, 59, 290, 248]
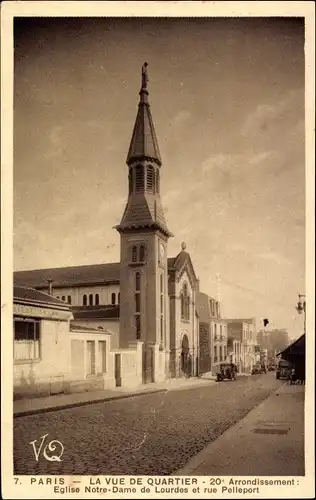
[116, 63, 172, 373]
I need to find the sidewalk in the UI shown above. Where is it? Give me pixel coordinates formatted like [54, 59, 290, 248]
[14, 373, 216, 417]
[174, 382, 305, 476]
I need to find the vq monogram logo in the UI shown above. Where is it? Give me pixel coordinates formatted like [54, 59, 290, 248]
[30, 434, 64, 462]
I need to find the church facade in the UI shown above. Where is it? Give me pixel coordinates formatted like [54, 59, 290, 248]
[14, 64, 200, 386]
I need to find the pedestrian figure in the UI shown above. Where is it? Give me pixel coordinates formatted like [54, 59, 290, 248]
[290, 366, 296, 385]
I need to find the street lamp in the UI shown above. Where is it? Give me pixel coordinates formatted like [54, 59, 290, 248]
[296, 294, 306, 335]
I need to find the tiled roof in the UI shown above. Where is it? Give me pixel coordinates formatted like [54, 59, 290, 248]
[13, 286, 69, 307]
[118, 195, 171, 236]
[70, 323, 113, 334]
[14, 260, 177, 289]
[73, 305, 120, 320]
[14, 262, 121, 288]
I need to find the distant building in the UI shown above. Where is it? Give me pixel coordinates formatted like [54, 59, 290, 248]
[227, 337, 242, 370]
[257, 329, 289, 357]
[197, 292, 227, 374]
[226, 318, 256, 373]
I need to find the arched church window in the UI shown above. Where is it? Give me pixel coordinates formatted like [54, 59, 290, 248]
[181, 283, 190, 321]
[132, 245, 137, 263]
[111, 293, 116, 305]
[139, 244, 146, 262]
[83, 294, 87, 306]
[89, 294, 93, 306]
[67, 295, 72, 304]
[135, 165, 144, 191]
[95, 294, 99, 306]
[147, 165, 155, 192]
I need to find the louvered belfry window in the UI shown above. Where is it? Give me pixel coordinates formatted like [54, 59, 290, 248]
[135, 165, 144, 191]
[128, 168, 133, 194]
[156, 169, 160, 194]
[147, 165, 155, 192]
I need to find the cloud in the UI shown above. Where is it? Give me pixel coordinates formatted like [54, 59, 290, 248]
[241, 88, 304, 139]
[257, 251, 293, 267]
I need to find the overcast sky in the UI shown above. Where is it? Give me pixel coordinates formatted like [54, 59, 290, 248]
[13, 16, 305, 338]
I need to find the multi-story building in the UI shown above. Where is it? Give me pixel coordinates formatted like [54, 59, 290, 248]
[226, 318, 256, 373]
[227, 337, 242, 370]
[197, 292, 227, 374]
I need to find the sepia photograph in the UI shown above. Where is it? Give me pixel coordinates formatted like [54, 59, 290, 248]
[1, 2, 314, 498]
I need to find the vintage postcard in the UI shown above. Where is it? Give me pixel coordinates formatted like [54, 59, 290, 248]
[1, 1, 315, 499]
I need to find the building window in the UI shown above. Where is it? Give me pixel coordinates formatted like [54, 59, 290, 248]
[132, 245, 137, 263]
[219, 345, 222, 361]
[139, 244, 146, 262]
[220, 325, 222, 340]
[214, 346, 217, 362]
[83, 294, 87, 306]
[62, 296, 65, 301]
[95, 294, 99, 306]
[67, 295, 71, 304]
[156, 169, 160, 194]
[135, 272, 141, 339]
[87, 341, 96, 375]
[135, 165, 144, 191]
[98, 341, 107, 373]
[14, 318, 40, 361]
[214, 323, 217, 340]
[56, 296, 60, 300]
[147, 165, 155, 192]
[111, 293, 116, 305]
[118, 293, 120, 304]
[180, 282, 190, 321]
[160, 274, 164, 345]
[89, 294, 93, 306]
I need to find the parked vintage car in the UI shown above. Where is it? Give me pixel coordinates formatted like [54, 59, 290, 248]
[251, 363, 266, 375]
[213, 362, 238, 382]
[276, 359, 291, 380]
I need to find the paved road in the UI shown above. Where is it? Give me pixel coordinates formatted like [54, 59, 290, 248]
[14, 372, 283, 475]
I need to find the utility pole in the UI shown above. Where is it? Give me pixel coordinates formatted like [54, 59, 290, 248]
[296, 294, 306, 335]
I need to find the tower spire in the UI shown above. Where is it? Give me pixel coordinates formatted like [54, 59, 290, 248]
[116, 62, 172, 237]
[126, 62, 162, 166]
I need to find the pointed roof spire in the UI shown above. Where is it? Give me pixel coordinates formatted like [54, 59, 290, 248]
[126, 62, 162, 166]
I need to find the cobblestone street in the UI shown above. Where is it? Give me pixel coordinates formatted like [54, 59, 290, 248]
[14, 373, 283, 475]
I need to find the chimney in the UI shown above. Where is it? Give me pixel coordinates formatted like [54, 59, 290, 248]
[47, 279, 53, 296]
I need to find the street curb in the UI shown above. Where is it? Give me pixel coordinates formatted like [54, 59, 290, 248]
[13, 388, 168, 418]
[172, 382, 286, 476]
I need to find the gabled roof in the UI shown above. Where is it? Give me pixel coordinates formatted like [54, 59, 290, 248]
[14, 259, 178, 289]
[13, 286, 69, 309]
[169, 249, 198, 284]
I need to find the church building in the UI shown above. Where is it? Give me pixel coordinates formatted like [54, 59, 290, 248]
[14, 64, 200, 386]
